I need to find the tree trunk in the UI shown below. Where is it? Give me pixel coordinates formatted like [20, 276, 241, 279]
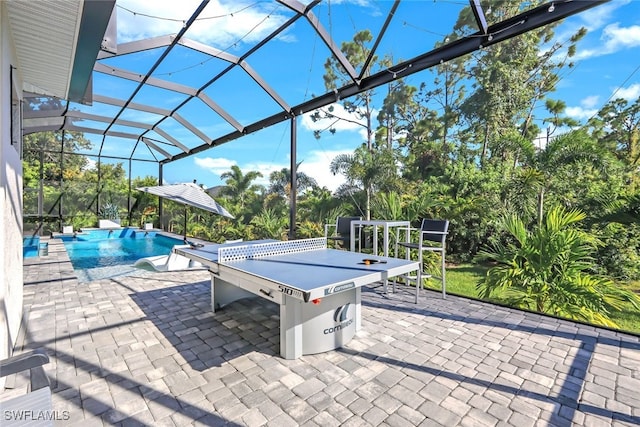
[537, 188, 544, 227]
[480, 122, 489, 168]
[365, 97, 373, 220]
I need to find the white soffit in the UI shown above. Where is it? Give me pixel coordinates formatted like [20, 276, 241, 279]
[6, 0, 83, 99]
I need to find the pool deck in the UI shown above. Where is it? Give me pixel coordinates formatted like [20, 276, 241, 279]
[7, 238, 640, 426]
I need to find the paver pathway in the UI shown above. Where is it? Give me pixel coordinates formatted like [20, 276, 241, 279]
[8, 239, 640, 426]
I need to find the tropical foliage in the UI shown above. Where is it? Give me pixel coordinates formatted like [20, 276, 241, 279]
[476, 207, 640, 328]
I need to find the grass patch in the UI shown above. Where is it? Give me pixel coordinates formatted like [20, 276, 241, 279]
[433, 264, 488, 297]
[609, 279, 640, 335]
[423, 264, 640, 335]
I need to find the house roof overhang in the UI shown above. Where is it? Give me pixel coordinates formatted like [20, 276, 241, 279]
[6, 0, 115, 103]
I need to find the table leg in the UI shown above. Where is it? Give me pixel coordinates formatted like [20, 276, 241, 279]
[210, 275, 216, 312]
[210, 274, 256, 311]
[281, 296, 303, 359]
[373, 225, 379, 256]
[355, 287, 362, 331]
[383, 225, 389, 257]
[351, 222, 358, 252]
[382, 225, 390, 293]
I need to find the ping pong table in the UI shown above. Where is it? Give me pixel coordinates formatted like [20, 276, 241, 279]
[174, 238, 420, 359]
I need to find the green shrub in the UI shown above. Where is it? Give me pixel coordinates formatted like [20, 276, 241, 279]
[99, 203, 120, 220]
[592, 222, 640, 281]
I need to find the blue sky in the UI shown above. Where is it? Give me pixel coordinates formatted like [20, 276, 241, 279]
[95, 0, 640, 192]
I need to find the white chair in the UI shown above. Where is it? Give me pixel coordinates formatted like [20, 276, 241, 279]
[0, 349, 52, 427]
[397, 219, 449, 299]
[134, 244, 193, 271]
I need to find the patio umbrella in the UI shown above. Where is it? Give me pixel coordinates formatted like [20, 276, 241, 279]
[136, 182, 234, 240]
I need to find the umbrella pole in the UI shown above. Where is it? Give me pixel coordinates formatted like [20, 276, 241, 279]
[183, 205, 188, 242]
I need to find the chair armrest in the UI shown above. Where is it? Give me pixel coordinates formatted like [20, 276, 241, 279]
[1, 349, 50, 391]
[0, 349, 49, 377]
[395, 226, 418, 240]
[421, 230, 448, 236]
[324, 223, 338, 237]
[29, 365, 50, 391]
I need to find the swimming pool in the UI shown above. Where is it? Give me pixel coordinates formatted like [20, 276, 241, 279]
[23, 236, 47, 258]
[61, 228, 182, 270]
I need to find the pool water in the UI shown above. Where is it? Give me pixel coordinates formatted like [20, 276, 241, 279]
[61, 228, 182, 270]
[23, 236, 44, 258]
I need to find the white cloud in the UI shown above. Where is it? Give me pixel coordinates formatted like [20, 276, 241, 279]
[193, 156, 236, 176]
[565, 106, 598, 121]
[601, 23, 640, 51]
[193, 155, 276, 189]
[551, 1, 627, 47]
[238, 149, 350, 192]
[190, 103, 371, 193]
[581, 95, 600, 109]
[559, 96, 600, 123]
[117, 0, 289, 47]
[84, 157, 97, 171]
[574, 1, 629, 31]
[242, 161, 284, 189]
[298, 149, 351, 192]
[612, 83, 640, 101]
[193, 148, 351, 192]
[575, 22, 640, 60]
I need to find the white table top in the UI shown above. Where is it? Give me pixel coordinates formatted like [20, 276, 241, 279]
[352, 219, 410, 227]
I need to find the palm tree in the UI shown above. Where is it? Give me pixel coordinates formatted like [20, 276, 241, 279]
[477, 206, 640, 328]
[330, 145, 397, 220]
[250, 208, 288, 239]
[508, 129, 612, 226]
[219, 165, 263, 209]
[268, 165, 318, 198]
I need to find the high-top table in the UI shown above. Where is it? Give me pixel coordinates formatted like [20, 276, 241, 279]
[349, 219, 411, 257]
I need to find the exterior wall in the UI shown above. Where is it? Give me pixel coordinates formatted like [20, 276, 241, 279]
[0, 2, 25, 365]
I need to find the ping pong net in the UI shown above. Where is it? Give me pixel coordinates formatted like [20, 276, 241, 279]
[217, 238, 327, 263]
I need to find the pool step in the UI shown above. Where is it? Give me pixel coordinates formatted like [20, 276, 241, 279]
[38, 242, 49, 257]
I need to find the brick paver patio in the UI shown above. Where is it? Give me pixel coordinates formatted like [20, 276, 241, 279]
[6, 238, 640, 426]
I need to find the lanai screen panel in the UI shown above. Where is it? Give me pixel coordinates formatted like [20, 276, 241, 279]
[21, 0, 609, 165]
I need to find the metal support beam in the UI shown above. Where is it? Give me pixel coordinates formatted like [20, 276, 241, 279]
[289, 116, 297, 240]
[101, 0, 210, 136]
[178, 37, 240, 64]
[198, 93, 244, 133]
[470, 0, 488, 35]
[159, 164, 165, 231]
[280, 0, 359, 83]
[240, 60, 291, 112]
[152, 128, 190, 153]
[59, 130, 65, 227]
[141, 137, 173, 159]
[164, 0, 609, 164]
[94, 63, 198, 96]
[69, 0, 116, 103]
[172, 113, 212, 145]
[66, 110, 154, 130]
[93, 94, 172, 117]
[359, 0, 401, 82]
[127, 158, 132, 225]
[98, 35, 175, 58]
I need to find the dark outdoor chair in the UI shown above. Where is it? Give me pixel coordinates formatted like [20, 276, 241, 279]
[397, 219, 449, 299]
[324, 216, 361, 250]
